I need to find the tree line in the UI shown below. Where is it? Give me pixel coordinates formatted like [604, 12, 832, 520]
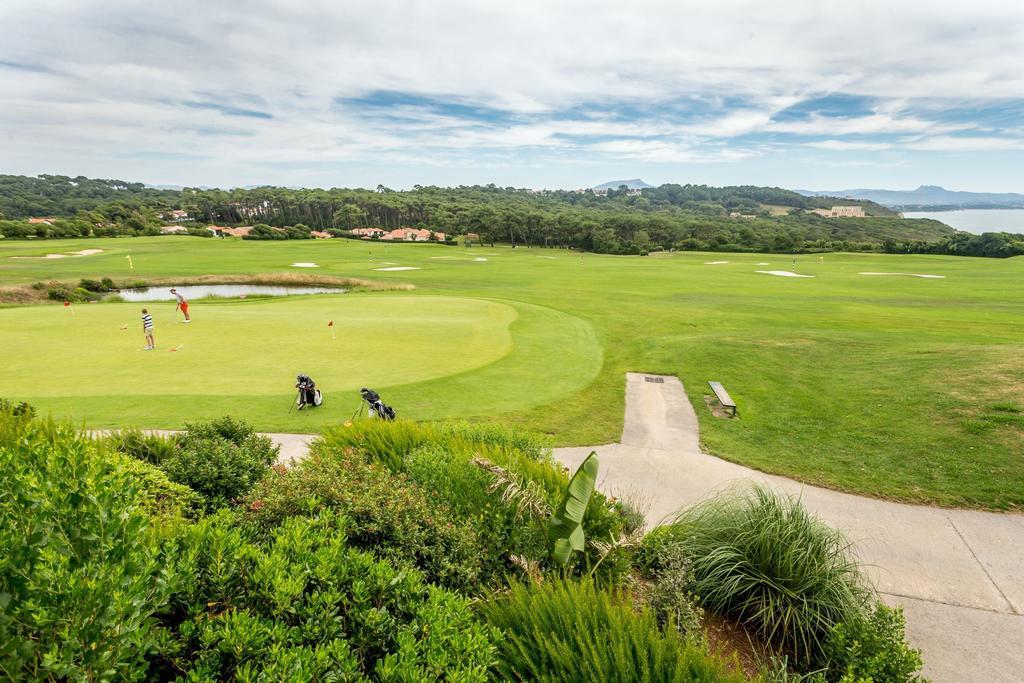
[3, 174, 1021, 257]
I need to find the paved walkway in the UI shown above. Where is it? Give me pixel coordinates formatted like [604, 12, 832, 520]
[554, 373, 1024, 683]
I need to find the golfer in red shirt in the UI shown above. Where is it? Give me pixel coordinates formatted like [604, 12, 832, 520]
[170, 288, 191, 323]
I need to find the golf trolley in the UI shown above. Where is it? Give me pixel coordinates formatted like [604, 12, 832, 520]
[291, 373, 323, 412]
[350, 387, 396, 421]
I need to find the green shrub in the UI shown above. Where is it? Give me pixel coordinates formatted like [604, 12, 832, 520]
[160, 417, 278, 511]
[243, 447, 483, 591]
[481, 578, 744, 682]
[661, 485, 870, 665]
[181, 414, 260, 445]
[109, 452, 202, 519]
[0, 398, 35, 419]
[322, 420, 630, 584]
[0, 420, 171, 681]
[104, 427, 176, 465]
[819, 604, 924, 682]
[406, 445, 549, 584]
[644, 541, 705, 640]
[154, 511, 498, 680]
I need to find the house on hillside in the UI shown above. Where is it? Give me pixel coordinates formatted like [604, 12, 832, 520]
[220, 226, 254, 238]
[162, 210, 190, 222]
[384, 228, 445, 242]
[351, 227, 387, 239]
[808, 206, 866, 218]
[160, 225, 189, 234]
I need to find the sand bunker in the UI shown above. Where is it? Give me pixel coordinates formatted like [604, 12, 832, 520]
[704, 260, 729, 265]
[756, 262, 770, 265]
[11, 248, 105, 260]
[290, 262, 319, 268]
[859, 272, 946, 279]
[473, 257, 488, 262]
[756, 270, 815, 278]
[374, 266, 420, 271]
[537, 256, 557, 259]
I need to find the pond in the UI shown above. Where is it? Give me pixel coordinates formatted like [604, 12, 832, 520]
[116, 284, 345, 301]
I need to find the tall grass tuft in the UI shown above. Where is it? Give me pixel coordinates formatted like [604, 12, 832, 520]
[662, 485, 870, 665]
[481, 577, 745, 682]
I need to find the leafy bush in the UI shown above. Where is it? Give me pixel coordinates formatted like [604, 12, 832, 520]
[644, 541, 705, 640]
[659, 485, 870, 665]
[0, 398, 35, 418]
[153, 511, 498, 680]
[405, 445, 548, 585]
[79, 277, 115, 292]
[243, 448, 484, 591]
[159, 416, 279, 511]
[104, 427, 176, 465]
[481, 578, 744, 682]
[110, 452, 202, 519]
[818, 604, 924, 682]
[321, 420, 631, 584]
[0, 420, 171, 681]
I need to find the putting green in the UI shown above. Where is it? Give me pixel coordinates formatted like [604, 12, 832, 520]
[0, 294, 602, 430]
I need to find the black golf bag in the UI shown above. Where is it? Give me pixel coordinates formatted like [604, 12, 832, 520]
[359, 387, 395, 420]
[295, 374, 323, 410]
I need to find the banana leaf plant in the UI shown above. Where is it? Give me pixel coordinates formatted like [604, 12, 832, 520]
[548, 451, 599, 566]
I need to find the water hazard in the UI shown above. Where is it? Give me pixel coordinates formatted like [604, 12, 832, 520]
[117, 284, 344, 301]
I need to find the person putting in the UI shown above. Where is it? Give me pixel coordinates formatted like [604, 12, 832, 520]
[170, 288, 191, 323]
[141, 308, 155, 350]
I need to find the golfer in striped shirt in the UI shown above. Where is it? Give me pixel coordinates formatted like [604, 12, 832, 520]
[142, 308, 155, 350]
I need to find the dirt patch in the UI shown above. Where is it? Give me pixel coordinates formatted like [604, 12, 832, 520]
[703, 613, 771, 679]
[10, 248, 104, 259]
[704, 395, 736, 419]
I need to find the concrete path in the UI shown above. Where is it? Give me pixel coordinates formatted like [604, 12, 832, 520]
[554, 373, 1024, 683]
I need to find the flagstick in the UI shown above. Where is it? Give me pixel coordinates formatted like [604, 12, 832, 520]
[330, 327, 336, 340]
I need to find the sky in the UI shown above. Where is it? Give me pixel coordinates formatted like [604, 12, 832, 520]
[2, 0, 1023, 191]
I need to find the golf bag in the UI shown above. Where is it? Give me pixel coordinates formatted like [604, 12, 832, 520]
[359, 387, 395, 420]
[295, 374, 323, 410]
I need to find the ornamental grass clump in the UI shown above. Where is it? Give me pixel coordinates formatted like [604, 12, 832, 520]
[481, 577, 745, 682]
[664, 485, 870, 665]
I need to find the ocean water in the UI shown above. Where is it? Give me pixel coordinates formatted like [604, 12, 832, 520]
[903, 209, 1024, 235]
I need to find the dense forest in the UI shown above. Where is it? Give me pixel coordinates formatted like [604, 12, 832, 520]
[2, 173, 1022, 257]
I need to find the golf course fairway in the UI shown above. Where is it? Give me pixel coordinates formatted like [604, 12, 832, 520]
[2, 235, 1023, 509]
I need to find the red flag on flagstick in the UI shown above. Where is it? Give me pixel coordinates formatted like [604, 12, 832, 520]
[63, 301, 70, 307]
[328, 320, 335, 339]
[328, 320, 333, 327]
[63, 300, 75, 316]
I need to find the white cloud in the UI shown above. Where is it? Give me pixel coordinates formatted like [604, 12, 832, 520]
[0, 0, 1022, 187]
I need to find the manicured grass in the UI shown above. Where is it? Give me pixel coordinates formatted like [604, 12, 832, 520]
[2, 236, 1023, 508]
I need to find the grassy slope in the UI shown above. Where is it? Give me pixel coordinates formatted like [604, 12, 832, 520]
[1, 237, 1022, 508]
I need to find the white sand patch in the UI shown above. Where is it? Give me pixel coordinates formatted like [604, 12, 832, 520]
[756, 270, 815, 278]
[473, 257, 488, 262]
[429, 256, 458, 259]
[704, 260, 729, 265]
[860, 272, 946, 279]
[374, 266, 420, 271]
[756, 262, 770, 265]
[537, 256, 557, 259]
[11, 248, 105, 260]
[290, 262, 319, 268]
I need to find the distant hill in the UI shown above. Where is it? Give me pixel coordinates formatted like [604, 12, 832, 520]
[796, 185, 1024, 210]
[592, 178, 653, 191]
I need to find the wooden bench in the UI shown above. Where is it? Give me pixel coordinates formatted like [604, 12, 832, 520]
[708, 381, 737, 417]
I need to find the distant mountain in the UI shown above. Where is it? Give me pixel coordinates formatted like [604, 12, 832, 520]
[795, 185, 1024, 209]
[592, 178, 653, 191]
